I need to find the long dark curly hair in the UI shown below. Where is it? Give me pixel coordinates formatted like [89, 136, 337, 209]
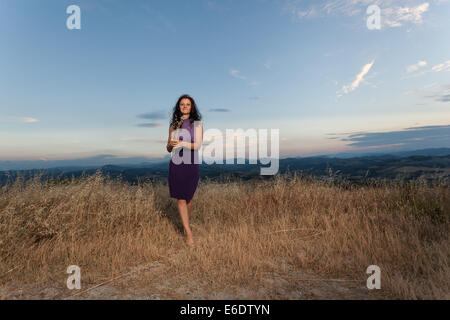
[169, 94, 202, 130]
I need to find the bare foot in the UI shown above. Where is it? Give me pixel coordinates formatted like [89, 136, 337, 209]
[185, 234, 194, 247]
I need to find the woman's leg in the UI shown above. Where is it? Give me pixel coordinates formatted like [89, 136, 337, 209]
[177, 199, 194, 246]
[186, 199, 193, 218]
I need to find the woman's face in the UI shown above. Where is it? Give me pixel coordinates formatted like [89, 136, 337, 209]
[179, 98, 192, 115]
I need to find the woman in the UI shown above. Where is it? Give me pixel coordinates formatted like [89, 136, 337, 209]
[166, 94, 203, 247]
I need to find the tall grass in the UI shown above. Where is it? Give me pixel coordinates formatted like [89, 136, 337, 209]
[0, 170, 448, 299]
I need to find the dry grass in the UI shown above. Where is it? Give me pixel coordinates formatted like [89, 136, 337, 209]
[0, 171, 448, 299]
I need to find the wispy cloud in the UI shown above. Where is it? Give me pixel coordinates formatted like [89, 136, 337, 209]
[432, 60, 450, 72]
[21, 117, 39, 123]
[337, 60, 375, 97]
[406, 60, 427, 73]
[382, 2, 430, 27]
[209, 108, 231, 112]
[332, 124, 450, 150]
[402, 59, 450, 79]
[424, 84, 450, 102]
[403, 82, 450, 102]
[136, 123, 164, 128]
[136, 111, 166, 128]
[137, 111, 166, 120]
[229, 69, 261, 86]
[120, 137, 166, 143]
[6, 116, 39, 123]
[434, 94, 450, 102]
[282, 0, 431, 29]
[230, 69, 246, 80]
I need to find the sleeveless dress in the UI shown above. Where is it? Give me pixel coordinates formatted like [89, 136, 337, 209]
[168, 118, 200, 200]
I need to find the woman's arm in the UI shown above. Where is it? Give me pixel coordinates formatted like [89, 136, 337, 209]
[180, 122, 203, 150]
[166, 126, 174, 153]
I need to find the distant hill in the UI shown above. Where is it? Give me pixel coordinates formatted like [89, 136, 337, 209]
[1, 150, 449, 186]
[1, 148, 449, 172]
[316, 147, 450, 159]
[0, 154, 171, 171]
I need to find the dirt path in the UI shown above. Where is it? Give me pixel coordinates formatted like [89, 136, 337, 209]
[0, 251, 388, 300]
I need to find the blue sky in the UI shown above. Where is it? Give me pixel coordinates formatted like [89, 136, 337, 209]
[1, 0, 449, 162]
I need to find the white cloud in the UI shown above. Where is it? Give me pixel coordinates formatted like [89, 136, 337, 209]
[283, 0, 431, 28]
[3, 116, 39, 124]
[432, 60, 450, 72]
[406, 60, 427, 73]
[22, 117, 39, 123]
[296, 7, 318, 19]
[229, 69, 261, 86]
[383, 2, 430, 27]
[402, 59, 450, 79]
[338, 60, 375, 97]
[230, 69, 246, 80]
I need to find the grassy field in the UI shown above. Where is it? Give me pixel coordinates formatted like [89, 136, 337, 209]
[0, 171, 448, 299]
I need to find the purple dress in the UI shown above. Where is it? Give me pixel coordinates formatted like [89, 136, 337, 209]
[168, 118, 200, 200]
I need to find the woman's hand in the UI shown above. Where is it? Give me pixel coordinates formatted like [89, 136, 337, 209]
[169, 139, 181, 148]
[178, 141, 189, 148]
[171, 141, 189, 149]
[167, 139, 180, 153]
